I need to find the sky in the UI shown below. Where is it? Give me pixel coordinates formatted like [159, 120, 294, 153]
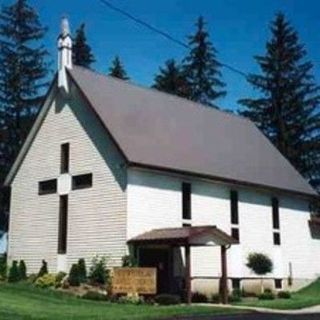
[3, 0, 320, 110]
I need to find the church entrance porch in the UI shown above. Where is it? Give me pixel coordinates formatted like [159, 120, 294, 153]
[128, 226, 238, 304]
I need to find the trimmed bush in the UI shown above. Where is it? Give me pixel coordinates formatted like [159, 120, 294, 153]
[35, 273, 56, 288]
[229, 288, 242, 302]
[258, 291, 275, 300]
[192, 292, 208, 303]
[78, 258, 87, 283]
[154, 294, 181, 305]
[82, 291, 107, 301]
[0, 254, 7, 280]
[8, 260, 20, 283]
[89, 256, 109, 285]
[278, 291, 291, 299]
[37, 260, 48, 278]
[211, 294, 220, 303]
[69, 264, 80, 287]
[55, 272, 67, 288]
[118, 294, 145, 305]
[18, 260, 27, 280]
[121, 255, 137, 267]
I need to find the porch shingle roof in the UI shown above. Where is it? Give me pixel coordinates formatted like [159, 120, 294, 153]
[127, 226, 238, 246]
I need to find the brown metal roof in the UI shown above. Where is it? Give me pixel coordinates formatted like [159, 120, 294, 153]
[127, 226, 238, 246]
[68, 66, 317, 197]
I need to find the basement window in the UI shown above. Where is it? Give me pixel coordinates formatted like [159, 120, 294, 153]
[275, 279, 282, 289]
[38, 179, 57, 195]
[72, 173, 93, 190]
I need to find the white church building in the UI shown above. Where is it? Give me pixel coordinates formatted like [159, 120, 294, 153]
[4, 19, 320, 298]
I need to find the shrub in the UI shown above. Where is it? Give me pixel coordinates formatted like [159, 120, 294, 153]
[211, 294, 220, 303]
[82, 291, 107, 301]
[258, 291, 275, 300]
[69, 264, 80, 287]
[278, 291, 291, 299]
[89, 256, 109, 285]
[229, 288, 242, 302]
[118, 293, 145, 305]
[18, 260, 27, 280]
[191, 292, 208, 303]
[55, 271, 67, 288]
[8, 260, 20, 282]
[35, 273, 56, 288]
[121, 255, 137, 267]
[27, 273, 38, 283]
[37, 260, 48, 278]
[241, 291, 257, 298]
[78, 258, 87, 283]
[0, 254, 7, 280]
[154, 294, 181, 305]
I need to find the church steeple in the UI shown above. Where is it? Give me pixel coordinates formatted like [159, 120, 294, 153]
[58, 17, 72, 70]
[57, 17, 72, 95]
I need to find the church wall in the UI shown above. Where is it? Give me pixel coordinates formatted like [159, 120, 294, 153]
[127, 167, 320, 294]
[9, 82, 127, 273]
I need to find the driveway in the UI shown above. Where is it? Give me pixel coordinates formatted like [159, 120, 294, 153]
[166, 313, 320, 320]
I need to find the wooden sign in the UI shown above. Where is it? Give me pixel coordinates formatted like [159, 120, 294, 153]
[112, 267, 157, 295]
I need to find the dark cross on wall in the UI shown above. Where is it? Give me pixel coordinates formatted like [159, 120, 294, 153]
[38, 143, 93, 254]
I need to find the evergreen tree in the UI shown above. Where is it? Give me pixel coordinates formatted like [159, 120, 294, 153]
[72, 23, 95, 68]
[152, 59, 190, 98]
[183, 16, 226, 108]
[108, 55, 129, 80]
[0, 0, 49, 231]
[239, 13, 320, 191]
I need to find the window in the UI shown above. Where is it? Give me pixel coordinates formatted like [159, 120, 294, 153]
[232, 278, 241, 290]
[275, 279, 282, 289]
[72, 173, 93, 190]
[230, 191, 239, 224]
[272, 197, 280, 229]
[58, 195, 68, 254]
[182, 182, 191, 220]
[231, 228, 240, 241]
[182, 223, 191, 227]
[273, 232, 281, 245]
[38, 179, 57, 195]
[60, 143, 70, 173]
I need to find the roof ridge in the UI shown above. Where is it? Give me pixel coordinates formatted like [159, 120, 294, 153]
[72, 65, 249, 123]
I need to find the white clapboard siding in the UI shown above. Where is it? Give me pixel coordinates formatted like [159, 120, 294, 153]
[127, 167, 320, 289]
[9, 82, 127, 273]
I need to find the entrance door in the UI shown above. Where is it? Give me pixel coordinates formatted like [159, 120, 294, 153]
[139, 248, 171, 294]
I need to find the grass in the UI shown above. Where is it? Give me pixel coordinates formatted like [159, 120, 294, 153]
[0, 283, 245, 320]
[234, 279, 320, 310]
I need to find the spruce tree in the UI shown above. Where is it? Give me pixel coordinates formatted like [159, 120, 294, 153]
[0, 0, 49, 231]
[108, 56, 129, 80]
[152, 59, 190, 98]
[239, 13, 320, 191]
[183, 16, 226, 108]
[72, 23, 95, 68]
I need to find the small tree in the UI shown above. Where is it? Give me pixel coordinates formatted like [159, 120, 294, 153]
[18, 260, 27, 280]
[89, 256, 109, 285]
[78, 258, 87, 283]
[8, 260, 20, 282]
[108, 56, 129, 80]
[246, 253, 273, 293]
[0, 254, 7, 280]
[37, 260, 48, 278]
[69, 263, 80, 287]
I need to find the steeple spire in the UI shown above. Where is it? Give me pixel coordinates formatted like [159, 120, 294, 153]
[58, 17, 72, 70]
[57, 17, 72, 96]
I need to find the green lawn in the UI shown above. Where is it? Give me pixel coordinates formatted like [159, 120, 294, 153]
[0, 283, 244, 320]
[234, 279, 320, 310]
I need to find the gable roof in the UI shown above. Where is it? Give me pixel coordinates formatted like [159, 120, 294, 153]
[5, 66, 317, 198]
[68, 66, 317, 197]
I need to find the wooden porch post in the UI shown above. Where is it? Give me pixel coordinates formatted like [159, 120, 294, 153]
[185, 244, 191, 304]
[220, 245, 228, 304]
